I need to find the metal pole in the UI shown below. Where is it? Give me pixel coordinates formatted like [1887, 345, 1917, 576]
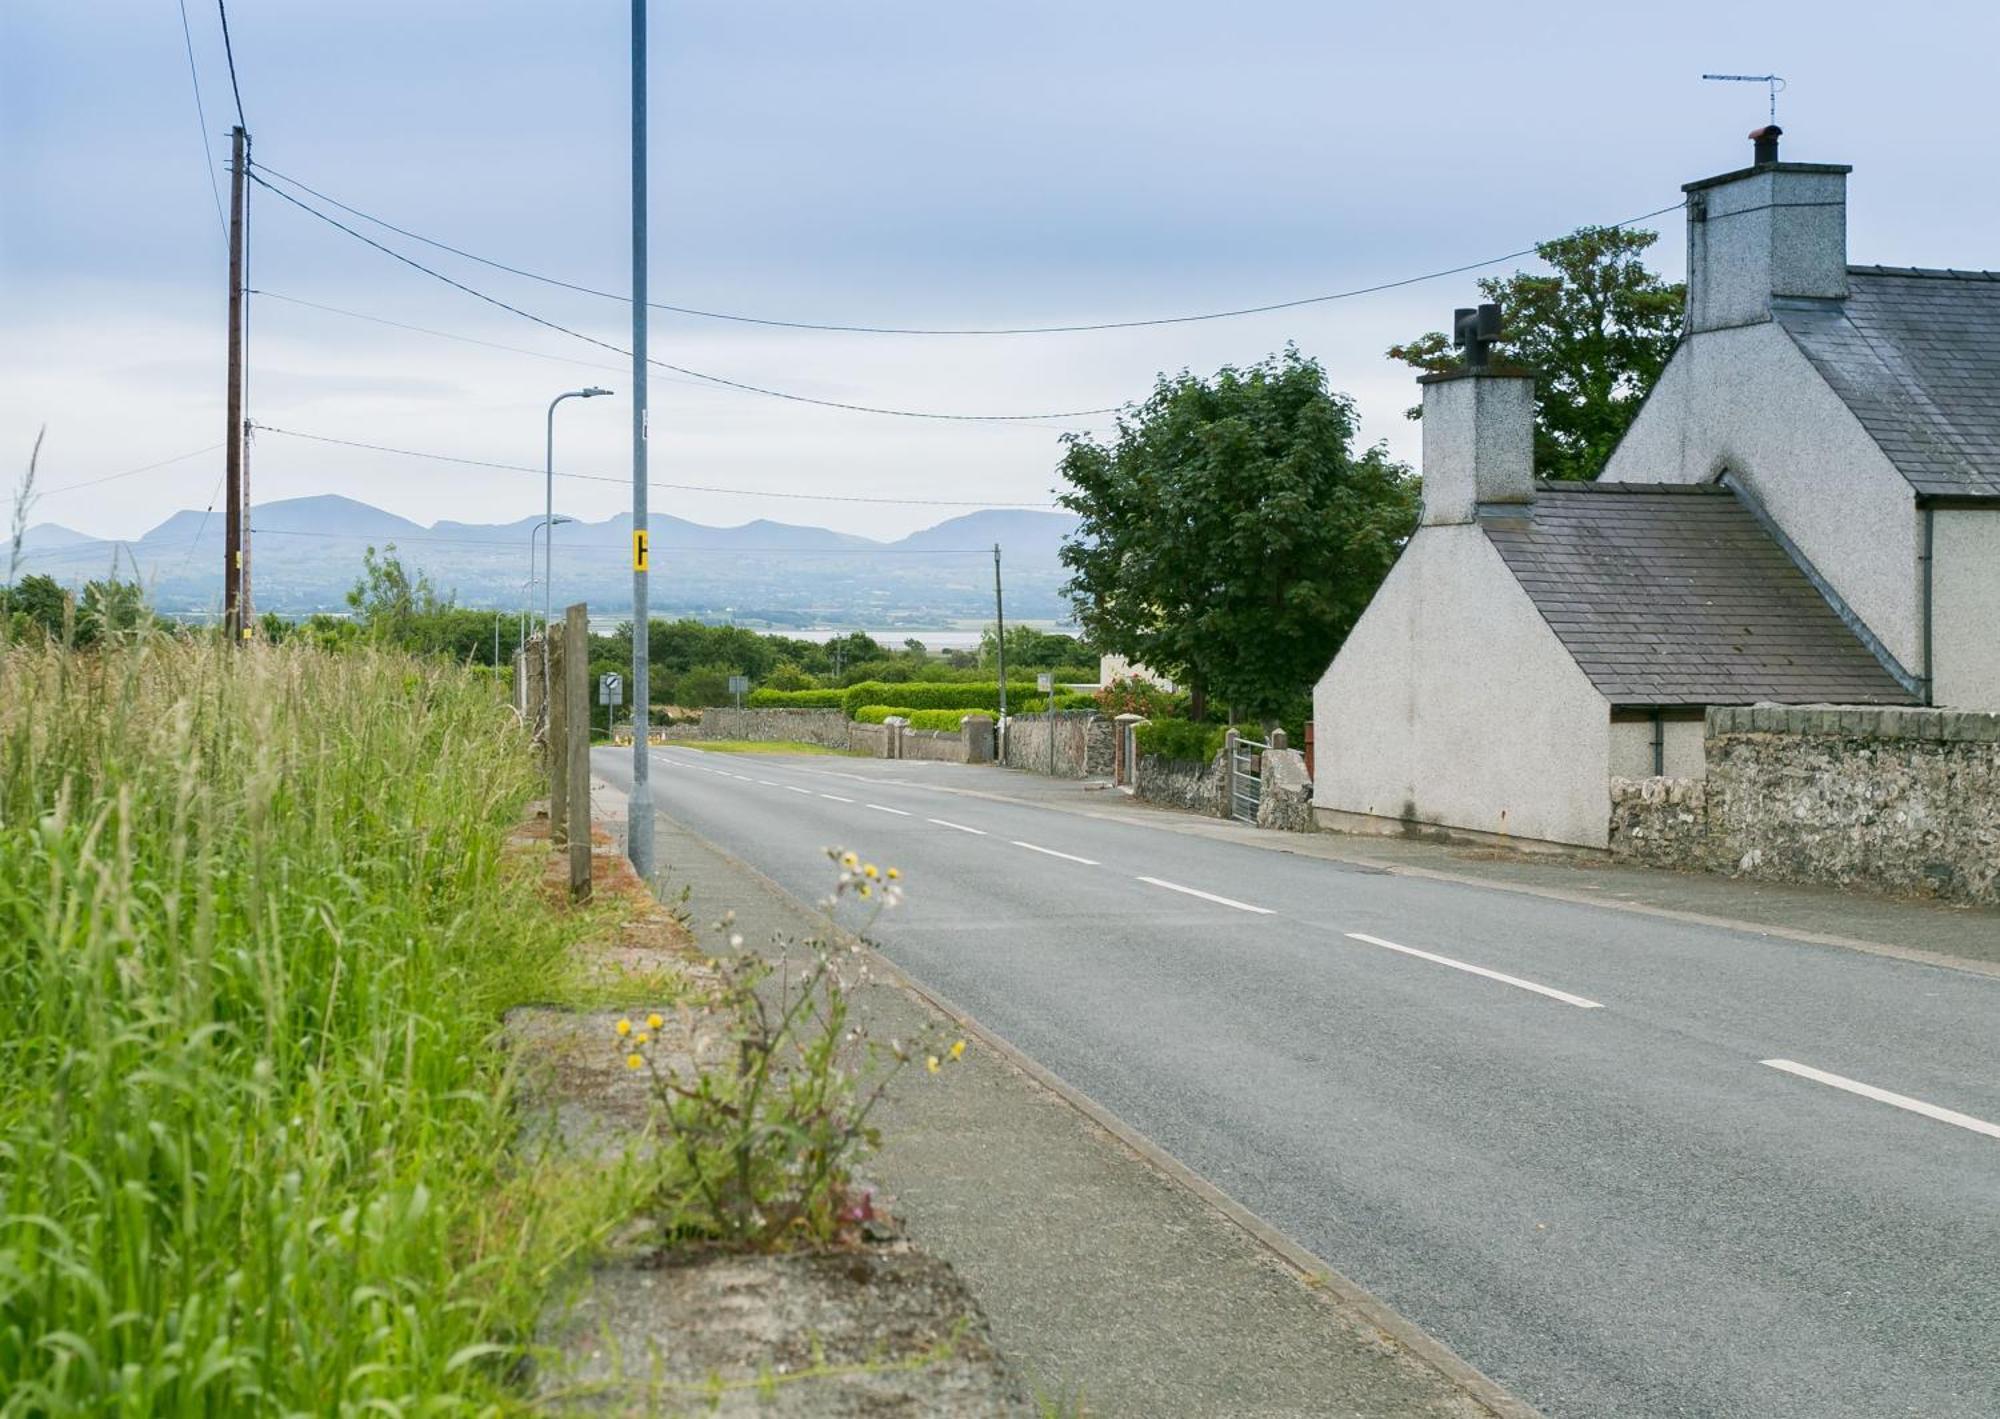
[543, 394, 561, 707]
[993, 543, 1007, 717]
[626, 0, 655, 881]
[223, 125, 245, 643]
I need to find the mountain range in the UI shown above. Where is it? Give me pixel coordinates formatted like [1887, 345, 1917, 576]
[13, 496, 1082, 627]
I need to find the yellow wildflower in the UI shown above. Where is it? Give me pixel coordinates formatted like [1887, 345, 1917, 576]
[858, 883, 872, 898]
[841, 851, 858, 869]
[949, 1039, 966, 1061]
[646, 1012, 664, 1030]
[886, 867, 901, 880]
[863, 863, 879, 880]
[925, 1055, 940, 1074]
[625, 1053, 643, 1070]
[615, 1018, 632, 1037]
[636, 1032, 650, 1044]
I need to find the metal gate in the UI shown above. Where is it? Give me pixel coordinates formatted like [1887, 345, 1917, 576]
[1230, 734, 1266, 824]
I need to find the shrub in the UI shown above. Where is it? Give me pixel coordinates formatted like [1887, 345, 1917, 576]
[1136, 718, 1228, 763]
[746, 687, 846, 708]
[1097, 674, 1185, 720]
[838, 680, 1047, 718]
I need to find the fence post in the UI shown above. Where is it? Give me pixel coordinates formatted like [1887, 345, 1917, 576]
[548, 624, 570, 847]
[1270, 727, 1287, 752]
[1223, 728, 1240, 820]
[565, 602, 592, 902]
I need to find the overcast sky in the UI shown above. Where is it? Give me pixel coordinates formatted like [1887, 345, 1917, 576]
[4, 0, 1996, 543]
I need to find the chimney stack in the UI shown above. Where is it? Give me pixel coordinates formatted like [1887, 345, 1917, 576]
[1683, 127, 1851, 333]
[1417, 303, 1535, 526]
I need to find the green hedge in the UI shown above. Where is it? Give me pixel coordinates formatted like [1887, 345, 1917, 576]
[853, 706, 992, 732]
[745, 688, 847, 708]
[839, 680, 1047, 718]
[1135, 719, 1228, 764]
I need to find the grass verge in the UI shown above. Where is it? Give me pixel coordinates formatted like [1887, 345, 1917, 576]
[0, 634, 631, 1411]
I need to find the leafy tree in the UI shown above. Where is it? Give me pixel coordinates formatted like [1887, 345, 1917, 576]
[4, 573, 68, 642]
[977, 624, 1089, 673]
[1058, 348, 1418, 720]
[76, 578, 149, 644]
[1386, 225, 1684, 482]
[347, 544, 452, 650]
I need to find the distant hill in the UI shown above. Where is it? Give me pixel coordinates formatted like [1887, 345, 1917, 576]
[13, 495, 1084, 626]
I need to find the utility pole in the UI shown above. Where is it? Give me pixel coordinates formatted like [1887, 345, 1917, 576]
[993, 543, 1008, 719]
[626, 0, 655, 882]
[223, 125, 246, 643]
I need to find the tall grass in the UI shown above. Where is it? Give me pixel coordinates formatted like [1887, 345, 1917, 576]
[0, 635, 605, 1413]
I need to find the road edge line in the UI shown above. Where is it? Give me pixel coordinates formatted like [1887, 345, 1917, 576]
[617, 774, 1543, 1419]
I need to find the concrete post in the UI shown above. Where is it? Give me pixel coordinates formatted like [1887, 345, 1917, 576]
[548, 624, 570, 847]
[565, 602, 592, 902]
[884, 715, 907, 761]
[961, 713, 994, 763]
[1270, 727, 1287, 751]
[1114, 713, 1145, 787]
[524, 635, 548, 741]
[1223, 728, 1241, 820]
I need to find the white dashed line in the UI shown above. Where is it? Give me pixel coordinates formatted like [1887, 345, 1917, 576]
[866, 804, 912, 817]
[1762, 1060, 2000, 1141]
[927, 817, 987, 835]
[1012, 841, 1098, 865]
[784, 785, 812, 795]
[819, 793, 854, 804]
[755, 779, 779, 787]
[1344, 932, 1604, 1009]
[1137, 876, 1274, 914]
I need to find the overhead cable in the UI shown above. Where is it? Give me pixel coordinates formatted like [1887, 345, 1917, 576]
[250, 160, 1685, 337]
[248, 174, 1122, 423]
[250, 424, 1064, 509]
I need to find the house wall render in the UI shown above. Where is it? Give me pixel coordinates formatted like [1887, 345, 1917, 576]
[1931, 508, 2000, 708]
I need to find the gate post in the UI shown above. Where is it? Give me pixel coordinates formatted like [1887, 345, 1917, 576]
[1223, 728, 1240, 820]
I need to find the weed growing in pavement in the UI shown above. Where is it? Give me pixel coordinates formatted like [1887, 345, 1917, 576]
[620, 850, 965, 1248]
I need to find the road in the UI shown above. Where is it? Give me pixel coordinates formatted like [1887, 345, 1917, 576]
[595, 745, 2000, 1419]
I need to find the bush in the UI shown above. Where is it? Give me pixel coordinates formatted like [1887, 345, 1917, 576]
[1097, 674, 1185, 720]
[853, 706, 981, 732]
[1136, 718, 1228, 763]
[838, 680, 1048, 719]
[746, 687, 846, 708]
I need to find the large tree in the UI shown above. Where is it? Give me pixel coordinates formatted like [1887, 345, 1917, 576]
[1057, 348, 1418, 720]
[1387, 225, 1684, 482]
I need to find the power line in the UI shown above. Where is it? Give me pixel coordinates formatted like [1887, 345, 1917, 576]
[249, 160, 1685, 337]
[37, 444, 223, 497]
[248, 173, 1122, 423]
[250, 525, 996, 555]
[250, 423, 1064, 509]
[214, 0, 247, 129]
[174, 0, 227, 240]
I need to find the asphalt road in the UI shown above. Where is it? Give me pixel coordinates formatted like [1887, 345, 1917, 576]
[595, 746, 2000, 1419]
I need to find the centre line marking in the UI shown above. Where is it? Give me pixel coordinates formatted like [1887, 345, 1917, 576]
[1761, 1059, 2000, 1140]
[928, 817, 987, 835]
[783, 785, 812, 795]
[1137, 876, 1273, 914]
[819, 793, 854, 803]
[866, 804, 912, 816]
[1013, 841, 1099, 865]
[755, 779, 779, 786]
[1344, 933, 1604, 1009]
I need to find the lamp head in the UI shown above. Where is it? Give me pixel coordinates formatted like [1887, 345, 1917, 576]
[581, 386, 613, 398]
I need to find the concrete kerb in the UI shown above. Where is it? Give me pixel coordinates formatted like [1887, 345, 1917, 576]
[594, 775, 1542, 1419]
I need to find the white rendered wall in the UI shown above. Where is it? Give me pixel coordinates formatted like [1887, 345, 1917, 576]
[1602, 320, 1923, 677]
[1931, 509, 2000, 710]
[1313, 525, 1612, 849]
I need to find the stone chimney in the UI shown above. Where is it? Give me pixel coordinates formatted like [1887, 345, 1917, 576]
[1684, 125, 1852, 333]
[1417, 303, 1535, 526]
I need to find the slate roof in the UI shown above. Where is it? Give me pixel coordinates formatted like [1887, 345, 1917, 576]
[1481, 482, 1915, 707]
[1776, 266, 2000, 500]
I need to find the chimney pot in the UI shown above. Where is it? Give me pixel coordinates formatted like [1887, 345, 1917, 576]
[1750, 123, 1782, 164]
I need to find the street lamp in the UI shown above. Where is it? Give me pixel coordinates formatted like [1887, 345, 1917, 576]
[528, 515, 575, 722]
[544, 387, 613, 638]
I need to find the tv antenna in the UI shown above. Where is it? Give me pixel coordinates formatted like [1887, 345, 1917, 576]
[1702, 73, 1786, 123]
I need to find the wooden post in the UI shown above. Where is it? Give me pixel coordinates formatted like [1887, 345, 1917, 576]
[548, 622, 570, 846]
[565, 602, 592, 901]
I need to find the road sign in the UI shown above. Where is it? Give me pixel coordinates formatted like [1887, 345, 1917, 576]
[599, 672, 624, 706]
[1036, 672, 1054, 692]
[727, 673, 749, 709]
[632, 529, 649, 571]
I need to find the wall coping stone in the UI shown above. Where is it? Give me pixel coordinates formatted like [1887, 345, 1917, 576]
[1706, 703, 2000, 742]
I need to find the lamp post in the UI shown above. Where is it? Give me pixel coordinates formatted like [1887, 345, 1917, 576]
[527, 515, 575, 722]
[543, 388, 612, 637]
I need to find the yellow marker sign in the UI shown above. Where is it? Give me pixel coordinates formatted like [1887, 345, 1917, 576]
[633, 529, 649, 572]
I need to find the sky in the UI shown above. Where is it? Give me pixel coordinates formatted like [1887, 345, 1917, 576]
[4, 0, 1997, 545]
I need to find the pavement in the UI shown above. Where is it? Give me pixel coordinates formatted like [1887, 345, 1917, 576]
[594, 746, 2000, 1419]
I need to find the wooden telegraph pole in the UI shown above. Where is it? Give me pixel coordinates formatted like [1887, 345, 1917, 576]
[223, 125, 247, 643]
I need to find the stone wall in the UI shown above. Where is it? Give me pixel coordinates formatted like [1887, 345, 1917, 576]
[1084, 717, 1115, 777]
[900, 728, 971, 763]
[847, 721, 893, 757]
[1002, 712, 1098, 779]
[1134, 749, 1227, 816]
[1607, 776, 1708, 868]
[1256, 748, 1316, 832]
[1606, 705, 2000, 904]
[700, 707, 850, 748]
[1703, 705, 2000, 903]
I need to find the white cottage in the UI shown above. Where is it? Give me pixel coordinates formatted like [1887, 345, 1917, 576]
[1313, 127, 2000, 850]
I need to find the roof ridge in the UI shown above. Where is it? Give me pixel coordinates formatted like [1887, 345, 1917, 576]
[1535, 480, 1725, 494]
[1848, 264, 2000, 282]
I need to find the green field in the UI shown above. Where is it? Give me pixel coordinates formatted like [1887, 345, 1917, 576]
[0, 636, 623, 1411]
